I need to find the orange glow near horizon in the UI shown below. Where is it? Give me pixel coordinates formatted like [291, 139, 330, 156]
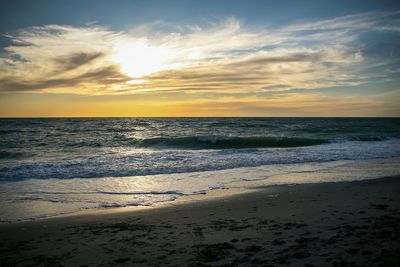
[1, 91, 399, 118]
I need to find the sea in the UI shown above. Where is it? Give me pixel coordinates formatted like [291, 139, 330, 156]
[1, 118, 400, 222]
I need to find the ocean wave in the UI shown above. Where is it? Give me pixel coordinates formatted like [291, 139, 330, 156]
[1, 139, 399, 181]
[349, 135, 388, 141]
[0, 151, 30, 160]
[136, 136, 330, 149]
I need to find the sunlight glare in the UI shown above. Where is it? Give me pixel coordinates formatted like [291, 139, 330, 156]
[110, 38, 175, 78]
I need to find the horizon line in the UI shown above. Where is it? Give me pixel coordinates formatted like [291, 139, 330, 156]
[1, 116, 399, 119]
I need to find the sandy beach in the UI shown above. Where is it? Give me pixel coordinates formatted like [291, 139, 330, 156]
[1, 176, 400, 266]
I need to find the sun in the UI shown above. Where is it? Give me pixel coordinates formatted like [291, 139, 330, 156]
[110, 38, 174, 78]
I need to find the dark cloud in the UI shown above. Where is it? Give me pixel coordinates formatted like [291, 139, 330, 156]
[54, 51, 105, 72]
[0, 65, 130, 92]
[141, 52, 324, 93]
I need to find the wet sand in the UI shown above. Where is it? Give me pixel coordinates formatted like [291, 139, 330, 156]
[1, 176, 400, 266]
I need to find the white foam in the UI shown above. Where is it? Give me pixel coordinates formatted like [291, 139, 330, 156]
[1, 139, 400, 181]
[1, 157, 399, 222]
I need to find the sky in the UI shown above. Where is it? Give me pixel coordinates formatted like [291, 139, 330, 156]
[0, 0, 399, 117]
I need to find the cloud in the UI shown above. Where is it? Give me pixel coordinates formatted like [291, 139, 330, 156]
[170, 90, 400, 117]
[54, 51, 105, 72]
[0, 11, 399, 95]
[138, 46, 365, 94]
[0, 66, 131, 93]
[281, 11, 400, 33]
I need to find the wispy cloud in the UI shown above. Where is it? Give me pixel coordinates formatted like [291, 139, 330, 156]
[0, 11, 399, 95]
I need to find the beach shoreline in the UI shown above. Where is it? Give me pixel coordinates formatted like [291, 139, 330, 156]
[1, 175, 400, 266]
[2, 157, 399, 224]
